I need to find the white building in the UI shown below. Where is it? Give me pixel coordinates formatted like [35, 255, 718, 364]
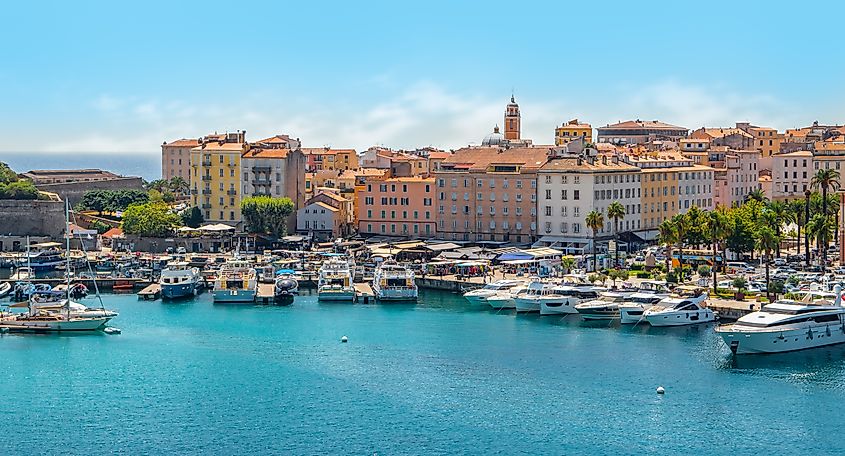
[296, 201, 341, 242]
[771, 150, 812, 200]
[536, 153, 641, 254]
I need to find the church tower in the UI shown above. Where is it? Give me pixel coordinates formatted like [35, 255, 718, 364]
[504, 95, 521, 140]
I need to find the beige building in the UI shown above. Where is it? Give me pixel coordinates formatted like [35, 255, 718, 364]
[433, 146, 550, 243]
[596, 120, 688, 145]
[771, 150, 812, 200]
[161, 139, 199, 181]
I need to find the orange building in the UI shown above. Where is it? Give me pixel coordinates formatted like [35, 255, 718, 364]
[356, 176, 436, 238]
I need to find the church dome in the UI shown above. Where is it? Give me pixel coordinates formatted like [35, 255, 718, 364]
[482, 125, 505, 146]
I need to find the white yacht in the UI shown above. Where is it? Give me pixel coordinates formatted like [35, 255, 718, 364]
[463, 280, 523, 306]
[487, 285, 527, 310]
[618, 281, 673, 324]
[160, 261, 203, 299]
[575, 291, 633, 321]
[317, 256, 355, 302]
[373, 260, 418, 302]
[212, 259, 257, 303]
[716, 288, 845, 354]
[642, 287, 715, 326]
[538, 285, 601, 316]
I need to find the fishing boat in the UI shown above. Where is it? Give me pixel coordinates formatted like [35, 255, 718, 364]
[372, 260, 418, 302]
[317, 256, 355, 302]
[212, 259, 257, 303]
[159, 261, 203, 299]
[274, 269, 299, 304]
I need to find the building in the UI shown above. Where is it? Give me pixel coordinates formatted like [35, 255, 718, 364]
[356, 176, 436, 238]
[536, 151, 641, 254]
[433, 146, 550, 243]
[555, 119, 592, 146]
[596, 120, 688, 145]
[190, 132, 248, 225]
[771, 150, 812, 200]
[296, 191, 353, 241]
[689, 127, 754, 150]
[812, 138, 845, 177]
[21, 169, 123, 185]
[23, 169, 145, 206]
[736, 122, 782, 169]
[620, 150, 714, 230]
[240, 142, 307, 234]
[504, 95, 521, 141]
[161, 139, 199, 181]
[713, 149, 760, 207]
[301, 147, 359, 172]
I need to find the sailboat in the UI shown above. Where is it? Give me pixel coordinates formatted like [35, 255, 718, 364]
[0, 201, 117, 332]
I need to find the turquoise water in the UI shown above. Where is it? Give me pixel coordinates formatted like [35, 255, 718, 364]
[2, 290, 845, 455]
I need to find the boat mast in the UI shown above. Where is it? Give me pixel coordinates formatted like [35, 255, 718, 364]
[65, 199, 71, 318]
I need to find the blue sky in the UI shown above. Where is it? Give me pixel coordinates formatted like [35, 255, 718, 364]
[1, 0, 843, 156]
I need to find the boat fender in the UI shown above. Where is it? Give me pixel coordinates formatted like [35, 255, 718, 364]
[193, 287, 198, 296]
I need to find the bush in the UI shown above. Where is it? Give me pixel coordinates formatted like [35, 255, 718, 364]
[732, 277, 748, 291]
[697, 265, 711, 278]
[666, 271, 678, 283]
[636, 271, 651, 279]
[630, 263, 644, 271]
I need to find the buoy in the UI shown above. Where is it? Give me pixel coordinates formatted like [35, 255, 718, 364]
[341, 335, 348, 343]
[656, 386, 665, 394]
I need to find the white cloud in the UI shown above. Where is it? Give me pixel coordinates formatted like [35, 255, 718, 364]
[15, 80, 814, 155]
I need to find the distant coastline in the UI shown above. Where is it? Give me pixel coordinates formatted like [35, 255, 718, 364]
[0, 152, 160, 181]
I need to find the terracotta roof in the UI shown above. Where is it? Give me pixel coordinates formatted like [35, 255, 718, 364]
[242, 147, 289, 159]
[164, 138, 199, 147]
[427, 151, 452, 159]
[691, 127, 753, 139]
[441, 146, 550, 173]
[301, 147, 356, 155]
[540, 157, 639, 173]
[102, 227, 123, 238]
[309, 201, 339, 212]
[599, 120, 688, 131]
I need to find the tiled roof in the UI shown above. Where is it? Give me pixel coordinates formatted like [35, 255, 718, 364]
[164, 138, 199, 147]
[599, 120, 688, 131]
[442, 146, 550, 172]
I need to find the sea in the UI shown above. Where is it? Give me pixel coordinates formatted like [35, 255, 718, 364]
[0, 152, 161, 181]
[1, 289, 844, 455]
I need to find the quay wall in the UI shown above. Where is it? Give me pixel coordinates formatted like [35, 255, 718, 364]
[0, 199, 65, 241]
[36, 177, 145, 206]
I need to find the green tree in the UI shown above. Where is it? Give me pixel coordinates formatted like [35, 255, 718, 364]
[606, 201, 626, 268]
[560, 256, 575, 274]
[180, 206, 204, 228]
[811, 168, 840, 266]
[0, 180, 40, 200]
[658, 218, 678, 273]
[756, 225, 779, 301]
[745, 188, 767, 203]
[765, 200, 788, 257]
[168, 176, 190, 196]
[0, 162, 19, 183]
[706, 207, 729, 294]
[121, 202, 181, 237]
[726, 207, 756, 259]
[671, 213, 688, 279]
[585, 209, 604, 272]
[786, 199, 804, 256]
[682, 205, 707, 248]
[241, 196, 295, 238]
[807, 213, 835, 272]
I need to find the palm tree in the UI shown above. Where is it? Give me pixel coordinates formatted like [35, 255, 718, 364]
[807, 214, 835, 272]
[560, 256, 575, 274]
[658, 219, 677, 274]
[745, 188, 767, 203]
[169, 176, 190, 196]
[585, 210, 604, 272]
[811, 169, 841, 267]
[671, 213, 688, 280]
[756, 226, 779, 302]
[786, 199, 804, 256]
[766, 200, 787, 258]
[607, 201, 626, 268]
[706, 209, 728, 294]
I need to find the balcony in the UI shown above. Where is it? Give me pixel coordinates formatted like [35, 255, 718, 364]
[201, 160, 212, 166]
[201, 175, 212, 181]
[190, 189, 198, 195]
[252, 166, 271, 173]
[226, 190, 237, 195]
[202, 189, 212, 195]
[254, 178, 271, 185]
[252, 192, 271, 197]
[201, 203, 212, 209]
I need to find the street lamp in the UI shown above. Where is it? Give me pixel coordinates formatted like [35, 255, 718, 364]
[805, 189, 811, 268]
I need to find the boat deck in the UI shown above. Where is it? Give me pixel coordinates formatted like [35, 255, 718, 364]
[354, 283, 374, 304]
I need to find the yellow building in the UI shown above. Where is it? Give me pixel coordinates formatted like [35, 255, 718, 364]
[301, 147, 359, 171]
[555, 119, 593, 145]
[190, 134, 248, 225]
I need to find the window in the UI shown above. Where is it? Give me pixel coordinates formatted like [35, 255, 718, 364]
[573, 223, 581, 233]
[545, 189, 552, 200]
[545, 206, 552, 216]
[561, 189, 568, 200]
[573, 190, 580, 200]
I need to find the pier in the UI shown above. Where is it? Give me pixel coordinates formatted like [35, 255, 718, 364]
[354, 283, 374, 303]
[256, 283, 275, 304]
[137, 283, 161, 300]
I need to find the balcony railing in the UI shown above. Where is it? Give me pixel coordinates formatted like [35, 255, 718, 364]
[252, 192, 271, 197]
[226, 190, 237, 195]
[201, 203, 212, 209]
[201, 160, 212, 166]
[252, 166, 271, 173]
[202, 189, 212, 195]
[201, 175, 212, 181]
[254, 178, 271, 185]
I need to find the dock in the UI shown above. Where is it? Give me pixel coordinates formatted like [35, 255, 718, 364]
[354, 283, 374, 304]
[137, 283, 161, 300]
[256, 283, 275, 304]
[708, 298, 761, 321]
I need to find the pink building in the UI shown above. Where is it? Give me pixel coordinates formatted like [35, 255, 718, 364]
[356, 176, 436, 238]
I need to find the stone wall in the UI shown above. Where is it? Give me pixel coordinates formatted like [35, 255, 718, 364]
[0, 199, 65, 240]
[35, 177, 145, 206]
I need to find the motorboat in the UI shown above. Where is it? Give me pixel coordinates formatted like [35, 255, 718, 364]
[539, 284, 603, 316]
[373, 260, 418, 302]
[642, 287, 715, 326]
[274, 269, 299, 304]
[160, 261, 203, 299]
[515, 280, 591, 314]
[13, 282, 51, 301]
[51, 282, 89, 300]
[317, 256, 355, 302]
[619, 293, 670, 324]
[716, 291, 845, 354]
[463, 280, 524, 306]
[9, 267, 33, 281]
[575, 291, 633, 321]
[0, 282, 11, 299]
[487, 285, 528, 310]
[15, 242, 65, 271]
[212, 259, 257, 303]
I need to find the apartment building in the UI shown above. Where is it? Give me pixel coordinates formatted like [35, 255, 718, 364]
[356, 176, 436, 238]
[161, 138, 199, 181]
[190, 132, 247, 224]
[771, 151, 812, 200]
[536, 153, 641, 253]
[240, 142, 307, 234]
[596, 120, 688, 145]
[301, 147, 359, 171]
[554, 119, 592, 145]
[433, 146, 550, 243]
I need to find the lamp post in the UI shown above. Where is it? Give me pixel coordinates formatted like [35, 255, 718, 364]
[805, 189, 811, 268]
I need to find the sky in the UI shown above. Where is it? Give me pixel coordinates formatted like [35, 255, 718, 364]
[1, 0, 844, 158]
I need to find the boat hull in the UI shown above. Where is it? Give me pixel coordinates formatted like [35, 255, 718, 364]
[718, 323, 845, 354]
[644, 309, 715, 326]
[487, 296, 516, 310]
[539, 297, 580, 315]
[374, 287, 418, 301]
[1, 316, 112, 332]
[318, 290, 355, 302]
[619, 306, 646, 324]
[213, 289, 256, 303]
[161, 282, 198, 299]
[514, 297, 540, 313]
[577, 307, 620, 321]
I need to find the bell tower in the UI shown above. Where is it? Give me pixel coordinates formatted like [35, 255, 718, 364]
[504, 95, 520, 140]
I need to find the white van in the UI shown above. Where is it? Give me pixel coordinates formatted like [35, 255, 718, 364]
[726, 262, 754, 273]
